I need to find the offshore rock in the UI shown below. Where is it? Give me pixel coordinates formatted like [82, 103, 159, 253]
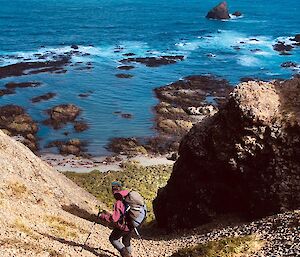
[154, 78, 300, 230]
[206, 2, 230, 20]
[44, 104, 81, 129]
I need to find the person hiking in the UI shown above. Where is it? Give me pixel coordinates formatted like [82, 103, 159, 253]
[99, 181, 134, 257]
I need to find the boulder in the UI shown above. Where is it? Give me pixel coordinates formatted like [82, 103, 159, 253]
[206, 2, 230, 20]
[153, 78, 300, 230]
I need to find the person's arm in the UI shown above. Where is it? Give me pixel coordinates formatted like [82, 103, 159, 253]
[100, 200, 123, 223]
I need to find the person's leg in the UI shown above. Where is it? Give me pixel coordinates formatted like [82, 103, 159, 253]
[109, 229, 124, 252]
[109, 229, 132, 257]
[122, 231, 132, 255]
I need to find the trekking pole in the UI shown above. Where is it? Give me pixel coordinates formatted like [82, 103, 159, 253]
[80, 210, 101, 252]
[134, 228, 150, 257]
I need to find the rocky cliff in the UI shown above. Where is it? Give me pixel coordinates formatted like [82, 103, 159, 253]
[153, 78, 300, 230]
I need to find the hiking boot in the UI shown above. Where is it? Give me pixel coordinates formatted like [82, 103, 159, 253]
[120, 247, 132, 257]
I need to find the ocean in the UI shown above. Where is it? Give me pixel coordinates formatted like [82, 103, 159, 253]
[0, 0, 299, 155]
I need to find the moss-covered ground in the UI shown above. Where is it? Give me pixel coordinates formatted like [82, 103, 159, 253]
[64, 162, 172, 224]
[170, 235, 264, 257]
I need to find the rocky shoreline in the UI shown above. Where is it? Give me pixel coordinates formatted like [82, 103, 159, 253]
[107, 75, 233, 157]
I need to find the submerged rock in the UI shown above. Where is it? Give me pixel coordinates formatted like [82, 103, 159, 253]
[5, 82, 41, 89]
[74, 121, 89, 132]
[206, 1, 230, 20]
[0, 88, 15, 96]
[117, 65, 135, 70]
[31, 92, 56, 103]
[154, 78, 300, 230]
[0, 57, 70, 79]
[120, 55, 184, 67]
[115, 73, 134, 79]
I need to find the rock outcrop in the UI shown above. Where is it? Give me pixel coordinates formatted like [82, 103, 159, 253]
[44, 104, 81, 129]
[154, 78, 300, 230]
[0, 105, 38, 151]
[206, 2, 230, 20]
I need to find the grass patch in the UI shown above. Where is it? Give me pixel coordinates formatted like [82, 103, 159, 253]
[44, 215, 80, 239]
[64, 162, 172, 224]
[171, 235, 264, 257]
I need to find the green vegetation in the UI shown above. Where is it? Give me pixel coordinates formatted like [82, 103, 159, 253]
[171, 235, 264, 257]
[64, 162, 172, 223]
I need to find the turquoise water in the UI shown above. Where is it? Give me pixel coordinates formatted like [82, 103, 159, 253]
[0, 0, 299, 155]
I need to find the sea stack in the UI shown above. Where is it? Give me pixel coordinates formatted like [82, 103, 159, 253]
[206, 1, 230, 20]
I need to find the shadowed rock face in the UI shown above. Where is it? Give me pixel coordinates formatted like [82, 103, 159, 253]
[206, 1, 230, 20]
[153, 78, 300, 230]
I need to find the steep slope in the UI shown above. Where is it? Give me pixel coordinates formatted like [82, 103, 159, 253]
[154, 78, 300, 230]
[0, 129, 115, 256]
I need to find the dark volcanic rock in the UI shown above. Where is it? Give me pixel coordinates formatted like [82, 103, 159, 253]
[5, 82, 41, 89]
[154, 78, 300, 230]
[291, 34, 300, 43]
[123, 53, 136, 57]
[281, 61, 298, 68]
[31, 93, 56, 103]
[71, 44, 79, 50]
[0, 105, 38, 151]
[115, 73, 134, 79]
[206, 1, 230, 20]
[44, 104, 81, 129]
[0, 57, 70, 79]
[0, 88, 15, 96]
[273, 42, 294, 52]
[120, 55, 184, 67]
[232, 11, 242, 17]
[117, 65, 135, 70]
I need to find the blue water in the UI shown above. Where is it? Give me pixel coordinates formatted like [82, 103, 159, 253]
[0, 0, 299, 155]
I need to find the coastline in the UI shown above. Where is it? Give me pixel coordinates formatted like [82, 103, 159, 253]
[41, 152, 175, 173]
